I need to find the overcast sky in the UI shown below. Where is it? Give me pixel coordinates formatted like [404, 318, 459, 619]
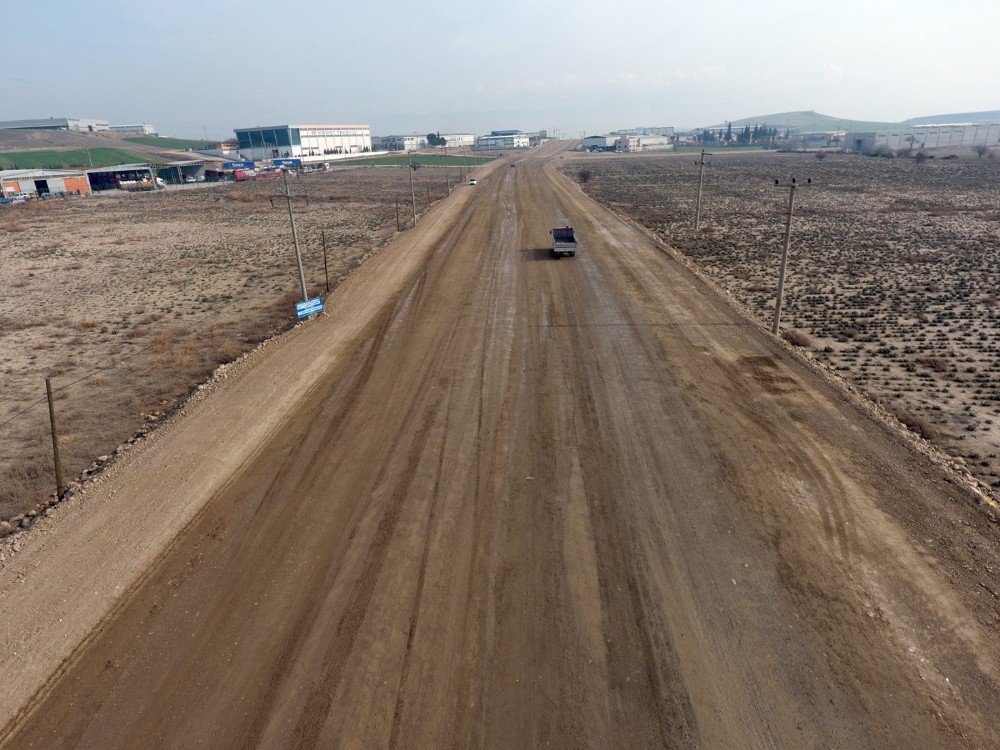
[3, 0, 997, 139]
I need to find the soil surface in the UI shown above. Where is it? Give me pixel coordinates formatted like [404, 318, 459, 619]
[568, 151, 1000, 502]
[1, 143, 998, 749]
[0, 165, 455, 521]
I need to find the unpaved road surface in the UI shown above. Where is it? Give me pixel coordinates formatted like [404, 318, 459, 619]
[2, 143, 998, 748]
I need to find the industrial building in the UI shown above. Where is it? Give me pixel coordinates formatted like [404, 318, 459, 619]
[845, 124, 1000, 153]
[581, 135, 619, 151]
[0, 118, 109, 132]
[379, 134, 427, 151]
[234, 124, 372, 161]
[1, 169, 91, 197]
[617, 134, 673, 152]
[85, 164, 159, 192]
[613, 126, 675, 136]
[108, 124, 158, 135]
[440, 133, 475, 148]
[377, 132, 476, 151]
[474, 133, 530, 150]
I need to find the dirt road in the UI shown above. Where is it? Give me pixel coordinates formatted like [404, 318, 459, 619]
[2, 142, 998, 748]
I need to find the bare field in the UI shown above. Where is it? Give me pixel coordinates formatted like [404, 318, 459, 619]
[0, 166, 457, 521]
[567, 152, 1000, 500]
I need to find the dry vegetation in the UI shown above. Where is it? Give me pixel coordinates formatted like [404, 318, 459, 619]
[0, 166, 455, 522]
[569, 152, 1000, 500]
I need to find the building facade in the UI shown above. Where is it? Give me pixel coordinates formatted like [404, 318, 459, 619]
[380, 134, 427, 151]
[439, 133, 475, 148]
[581, 135, 618, 151]
[1, 169, 91, 196]
[233, 124, 372, 160]
[0, 118, 109, 132]
[108, 124, 158, 135]
[846, 124, 1000, 153]
[474, 134, 530, 150]
[613, 126, 675, 136]
[617, 134, 673, 152]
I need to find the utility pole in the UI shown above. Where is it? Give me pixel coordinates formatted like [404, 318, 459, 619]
[694, 149, 712, 231]
[408, 163, 418, 226]
[321, 229, 330, 294]
[45, 377, 64, 497]
[282, 169, 309, 301]
[771, 177, 811, 335]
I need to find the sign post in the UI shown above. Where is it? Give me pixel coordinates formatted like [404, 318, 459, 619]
[296, 297, 324, 319]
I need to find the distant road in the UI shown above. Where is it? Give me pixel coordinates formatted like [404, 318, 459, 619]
[2, 142, 997, 749]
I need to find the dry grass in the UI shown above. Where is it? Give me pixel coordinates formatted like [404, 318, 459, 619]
[1, 165, 452, 520]
[781, 329, 813, 348]
[572, 152, 1000, 497]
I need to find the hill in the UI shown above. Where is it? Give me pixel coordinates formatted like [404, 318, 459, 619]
[0, 130, 220, 168]
[903, 110, 1000, 126]
[0, 147, 159, 170]
[702, 111, 900, 133]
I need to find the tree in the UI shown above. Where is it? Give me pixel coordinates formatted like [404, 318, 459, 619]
[973, 144, 990, 158]
[725, 121, 733, 144]
[426, 132, 447, 147]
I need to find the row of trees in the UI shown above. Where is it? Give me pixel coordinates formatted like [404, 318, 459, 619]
[698, 123, 787, 145]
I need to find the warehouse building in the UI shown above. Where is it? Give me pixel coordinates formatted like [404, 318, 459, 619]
[234, 124, 372, 161]
[617, 134, 673, 152]
[1, 168, 91, 196]
[86, 164, 159, 192]
[380, 134, 427, 151]
[845, 124, 1000, 153]
[612, 126, 675, 136]
[440, 133, 475, 148]
[0, 117, 109, 132]
[108, 124, 158, 135]
[474, 133, 530, 150]
[581, 135, 618, 151]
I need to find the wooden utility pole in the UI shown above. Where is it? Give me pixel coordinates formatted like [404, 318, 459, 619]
[322, 229, 330, 294]
[694, 149, 712, 231]
[45, 377, 64, 497]
[408, 164, 418, 225]
[772, 178, 811, 334]
[282, 169, 309, 301]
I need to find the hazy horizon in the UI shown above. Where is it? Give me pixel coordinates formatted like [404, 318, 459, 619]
[3, 0, 997, 140]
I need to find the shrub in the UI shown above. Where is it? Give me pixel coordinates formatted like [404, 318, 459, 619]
[577, 168, 593, 184]
[896, 411, 937, 440]
[781, 329, 813, 347]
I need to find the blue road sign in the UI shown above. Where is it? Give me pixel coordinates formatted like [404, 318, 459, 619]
[296, 297, 324, 319]
[223, 160, 254, 170]
[273, 158, 302, 168]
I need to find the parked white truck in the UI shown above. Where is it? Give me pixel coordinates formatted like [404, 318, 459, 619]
[550, 225, 577, 258]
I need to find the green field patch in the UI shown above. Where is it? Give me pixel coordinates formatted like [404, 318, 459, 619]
[125, 136, 216, 150]
[329, 153, 495, 168]
[0, 147, 157, 170]
[672, 145, 766, 154]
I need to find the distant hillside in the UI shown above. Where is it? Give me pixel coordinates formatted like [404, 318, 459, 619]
[703, 111, 900, 133]
[903, 110, 1000, 126]
[0, 130, 220, 166]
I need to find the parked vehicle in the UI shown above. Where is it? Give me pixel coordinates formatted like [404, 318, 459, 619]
[550, 225, 577, 258]
[468, 178, 477, 186]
